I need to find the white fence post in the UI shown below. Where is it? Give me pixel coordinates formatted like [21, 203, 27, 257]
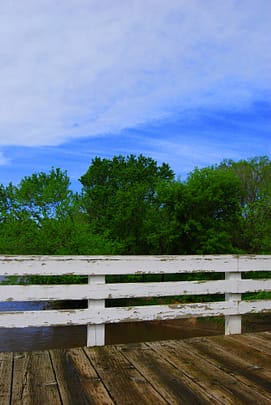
[87, 275, 105, 346]
[225, 271, 241, 335]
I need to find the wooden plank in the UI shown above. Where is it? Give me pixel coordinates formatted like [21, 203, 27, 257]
[228, 332, 271, 356]
[2, 300, 271, 329]
[50, 348, 114, 404]
[84, 345, 167, 404]
[1, 254, 270, 276]
[238, 255, 271, 271]
[0, 301, 237, 328]
[10, 353, 29, 404]
[211, 334, 271, 370]
[239, 299, 271, 315]
[173, 337, 271, 403]
[256, 331, 271, 348]
[0, 302, 270, 330]
[148, 340, 244, 404]
[119, 342, 215, 404]
[0, 254, 241, 276]
[2, 333, 271, 404]
[11, 351, 61, 405]
[1, 279, 270, 302]
[0, 352, 12, 405]
[153, 338, 271, 404]
[183, 335, 271, 396]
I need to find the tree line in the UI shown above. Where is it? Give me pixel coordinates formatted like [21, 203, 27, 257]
[1, 155, 271, 256]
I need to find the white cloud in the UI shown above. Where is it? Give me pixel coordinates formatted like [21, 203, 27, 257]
[0, 0, 270, 147]
[0, 151, 10, 166]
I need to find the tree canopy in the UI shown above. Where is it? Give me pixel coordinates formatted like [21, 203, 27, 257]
[1, 155, 270, 255]
[80, 154, 174, 253]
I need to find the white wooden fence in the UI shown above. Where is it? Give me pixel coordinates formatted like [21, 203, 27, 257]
[0, 255, 271, 346]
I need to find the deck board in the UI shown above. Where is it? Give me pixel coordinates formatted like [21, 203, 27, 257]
[119, 342, 211, 404]
[84, 344, 167, 404]
[1, 332, 271, 405]
[0, 352, 12, 404]
[50, 348, 114, 405]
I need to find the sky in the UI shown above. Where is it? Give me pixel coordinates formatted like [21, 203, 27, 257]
[0, 0, 270, 191]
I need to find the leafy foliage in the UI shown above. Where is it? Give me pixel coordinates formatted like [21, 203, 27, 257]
[80, 154, 174, 254]
[0, 155, 271, 256]
[219, 156, 271, 253]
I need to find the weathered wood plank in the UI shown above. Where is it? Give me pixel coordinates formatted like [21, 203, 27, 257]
[239, 299, 271, 314]
[10, 353, 29, 405]
[119, 342, 214, 404]
[50, 348, 114, 404]
[0, 352, 12, 405]
[0, 254, 236, 275]
[238, 255, 271, 271]
[1, 254, 265, 276]
[0, 255, 270, 278]
[1, 279, 270, 302]
[0, 302, 236, 328]
[173, 337, 271, 403]
[228, 332, 271, 356]
[3, 333, 271, 404]
[183, 335, 271, 396]
[210, 333, 271, 371]
[0, 255, 270, 342]
[148, 340, 241, 404]
[1, 301, 271, 328]
[153, 338, 271, 404]
[84, 345, 167, 404]
[11, 351, 61, 405]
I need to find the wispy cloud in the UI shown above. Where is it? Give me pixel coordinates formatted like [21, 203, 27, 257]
[0, 0, 270, 148]
[0, 151, 10, 166]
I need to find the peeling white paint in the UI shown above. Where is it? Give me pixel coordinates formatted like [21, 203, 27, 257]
[0, 255, 270, 346]
[0, 279, 270, 301]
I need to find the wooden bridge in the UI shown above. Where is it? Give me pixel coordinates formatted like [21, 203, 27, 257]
[1, 331, 271, 404]
[0, 255, 271, 403]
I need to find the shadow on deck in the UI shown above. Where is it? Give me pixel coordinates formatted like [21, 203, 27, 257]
[1, 331, 271, 404]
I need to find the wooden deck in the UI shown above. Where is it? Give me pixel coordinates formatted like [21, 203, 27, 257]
[1, 332, 271, 405]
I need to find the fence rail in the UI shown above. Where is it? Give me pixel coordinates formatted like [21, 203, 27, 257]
[0, 255, 271, 346]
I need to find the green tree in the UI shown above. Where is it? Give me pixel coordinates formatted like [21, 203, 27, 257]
[80, 154, 174, 254]
[0, 167, 121, 256]
[14, 168, 73, 225]
[184, 166, 242, 254]
[146, 180, 189, 254]
[220, 156, 271, 253]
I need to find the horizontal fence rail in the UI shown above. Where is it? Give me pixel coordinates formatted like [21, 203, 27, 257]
[0, 255, 271, 346]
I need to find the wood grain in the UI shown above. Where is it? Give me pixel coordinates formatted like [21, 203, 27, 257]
[1, 332, 271, 404]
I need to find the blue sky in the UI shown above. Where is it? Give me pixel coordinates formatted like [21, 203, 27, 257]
[0, 0, 270, 191]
